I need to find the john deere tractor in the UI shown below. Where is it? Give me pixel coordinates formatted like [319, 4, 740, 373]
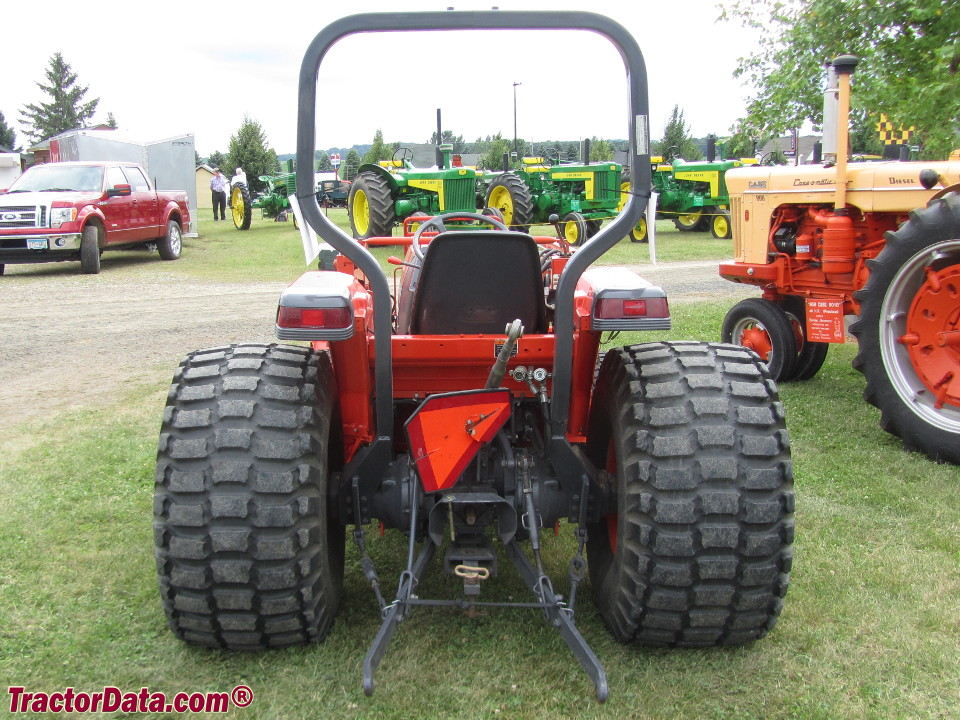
[484, 154, 623, 245]
[348, 144, 478, 238]
[626, 142, 756, 243]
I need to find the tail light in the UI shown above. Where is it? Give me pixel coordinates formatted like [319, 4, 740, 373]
[584, 267, 671, 331]
[275, 271, 358, 340]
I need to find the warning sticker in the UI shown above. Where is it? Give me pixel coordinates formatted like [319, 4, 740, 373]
[805, 299, 845, 343]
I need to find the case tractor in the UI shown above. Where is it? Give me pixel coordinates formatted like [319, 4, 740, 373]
[347, 144, 478, 239]
[719, 55, 960, 464]
[483, 153, 623, 245]
[153, 12, 794, 702]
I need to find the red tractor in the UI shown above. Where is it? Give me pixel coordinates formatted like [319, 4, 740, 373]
[719, 55, 960, 464]
[153, 12, 794, 701]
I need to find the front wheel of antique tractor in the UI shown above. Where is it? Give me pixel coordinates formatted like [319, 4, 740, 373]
[562, 211, 589, 246]
[348, 171, 394, 239]
[154, 344, 345, 649]
[851, 195, 960, 464]
[485, 171, 534, 232]
[231, 183, 253, 230]
[710, 210, 732, 239]
[721, 298, 798, 381]
[585, 341, 793, 646]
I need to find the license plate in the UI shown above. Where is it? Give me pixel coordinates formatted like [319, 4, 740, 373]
[27, 239, 48, 250]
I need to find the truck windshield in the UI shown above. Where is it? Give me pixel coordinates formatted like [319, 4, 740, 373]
[6, 165, 104, 193]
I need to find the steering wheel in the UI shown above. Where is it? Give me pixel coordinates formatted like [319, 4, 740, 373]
[393, 146, 413, 165]
[411, 211, 509, 261]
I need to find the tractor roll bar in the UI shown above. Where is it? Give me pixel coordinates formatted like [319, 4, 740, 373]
[296, 11, 651, 451]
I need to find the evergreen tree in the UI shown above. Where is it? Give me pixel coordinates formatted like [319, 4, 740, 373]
[479, 133, 511, 171]
[653, 105, 703, 161]
[105, 112, 118, 129]
[0, 111, 16, 150]
[208, 150, 226, 170]
[589, 137, 614, 162]
[343, 148, 361, 181]
[225, 116, 277, 193]
[19, 52, 99, 144]
[315, 151, 333, 172]
[362, 129, 392, 166]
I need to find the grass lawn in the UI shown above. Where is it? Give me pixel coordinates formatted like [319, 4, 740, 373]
[1, 217, 958, 719]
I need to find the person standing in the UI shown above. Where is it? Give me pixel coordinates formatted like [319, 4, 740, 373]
[209, 168, 228, 221]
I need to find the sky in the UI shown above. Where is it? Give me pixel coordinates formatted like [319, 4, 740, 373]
[4, 0, 764, 159]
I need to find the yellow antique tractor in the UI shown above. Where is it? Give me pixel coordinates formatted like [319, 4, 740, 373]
[720, 54, 960, 463]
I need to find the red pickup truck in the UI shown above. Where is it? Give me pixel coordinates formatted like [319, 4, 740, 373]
[0, 161, 191, 275]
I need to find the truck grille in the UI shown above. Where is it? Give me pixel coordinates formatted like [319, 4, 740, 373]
[0, 205, 45, 229]
[442, 177, 476, 212]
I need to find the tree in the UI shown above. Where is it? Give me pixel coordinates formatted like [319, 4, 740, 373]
[343, 148, 361, 181]
[589, 137, 614, 162]
[479, 133, 511, 171]
[19, 52, 99, 144]
[362, 129, 392, 166]
[315, 151, 332, 172]
[653, 105, 703, 160]
[208, 150, 226, 170]
[0, 111, 16, 150]
[430, 130, 466, 153]
[850, 109, 886, 156]
[105, 112, 118, 129]
[723, 0, 960, 159]
[225, 116, 278, 193]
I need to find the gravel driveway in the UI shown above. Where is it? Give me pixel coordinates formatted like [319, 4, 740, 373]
[0, 256, 754, 433]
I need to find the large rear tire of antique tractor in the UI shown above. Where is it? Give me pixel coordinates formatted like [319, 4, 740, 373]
[585, 341, 793, 646]
[619, 175, 648, 243]
[485, 171, 534, 232]
[348, 171, 394, 239]
[674, 209, 705, 232]
[154, 343, 346, 649]
[721, 298, 798, 381]
[850, 195, 960, 464]
[231, 183, 253, 230]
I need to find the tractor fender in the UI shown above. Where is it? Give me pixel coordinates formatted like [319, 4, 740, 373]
[929, 181, 960, 203]
[356, 163, 403, 192]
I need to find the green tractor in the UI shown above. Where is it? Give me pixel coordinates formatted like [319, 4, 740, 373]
[252, 165, 297, 223]
[627, 141, 756, 243]
[347, 144, 478, 239]
[483, 152, 623, 245]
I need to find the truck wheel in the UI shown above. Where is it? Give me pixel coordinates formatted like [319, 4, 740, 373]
[585, 341, 793, 646]
[485, 172, 534, 232]
[348, 172, 394, 239]
[80, 224, 101, 274]
[851, 196, 960, 464]
[231, 183, 253, 230]
[674, 210, 704, 232]
[155, 344, 345, 649]
[779, 296, 828, 381]
[158, 220, 183, 260]
[561, 211, 588, 246]
[721, 298, 798, 381]
[711, 210, 732, 239]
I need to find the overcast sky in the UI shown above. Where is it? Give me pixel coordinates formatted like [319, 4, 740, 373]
[5, 0, 764, 158]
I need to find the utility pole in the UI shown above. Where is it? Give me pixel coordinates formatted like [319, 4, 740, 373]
[512, 82, 522, 160]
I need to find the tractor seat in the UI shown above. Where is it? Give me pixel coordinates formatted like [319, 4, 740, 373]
[408, 231, 548, 335]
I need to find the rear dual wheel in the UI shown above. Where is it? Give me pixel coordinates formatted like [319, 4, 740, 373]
[586, 341, 793, 646]
[721, 297, 828, 382]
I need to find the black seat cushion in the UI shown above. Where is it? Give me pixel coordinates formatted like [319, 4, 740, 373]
[409, 231, 547, 335]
